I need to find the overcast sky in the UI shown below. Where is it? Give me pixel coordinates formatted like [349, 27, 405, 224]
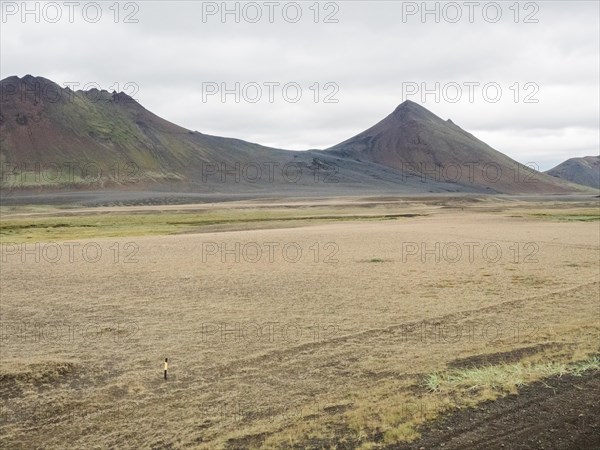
[1, 0, 598, 170]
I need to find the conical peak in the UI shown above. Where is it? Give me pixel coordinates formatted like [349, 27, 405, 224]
[392, 99, 441, 118]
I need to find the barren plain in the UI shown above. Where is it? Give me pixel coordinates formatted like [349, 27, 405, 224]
[1, 195, 599, 449]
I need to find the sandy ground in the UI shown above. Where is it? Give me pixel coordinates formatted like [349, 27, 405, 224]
[0, 197, 599, 448]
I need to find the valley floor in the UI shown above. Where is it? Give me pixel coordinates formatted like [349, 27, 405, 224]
[0, 195, 599, 449]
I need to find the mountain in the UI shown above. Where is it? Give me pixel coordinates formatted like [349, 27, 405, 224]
[0, 75, 588, 200]
[324, 100, 580, 194]
[1, 75, 477, 197]
[545, 156, 600, 189]
[0, 75, 293, 187]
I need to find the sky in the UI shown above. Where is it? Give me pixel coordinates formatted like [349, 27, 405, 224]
[1, 0, 599, 170]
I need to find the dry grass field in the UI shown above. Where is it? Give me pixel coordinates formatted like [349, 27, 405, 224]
[1, 195, 599, 449]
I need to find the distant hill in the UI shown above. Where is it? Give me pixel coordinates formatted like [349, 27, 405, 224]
[324, 100, 580, 194]
[545, 156, 600, 189]
[0, 75, 299, 188]
[0, 75, 588, 198]
[0, 75, 480, 196]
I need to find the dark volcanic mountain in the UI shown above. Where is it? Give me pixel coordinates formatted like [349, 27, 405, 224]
[545, 156, 600, 189]
[0, 75, 298, 188]
[0, 75, 587, 199]
[324, 100, 580, 194]
[0, 75, 464, 196]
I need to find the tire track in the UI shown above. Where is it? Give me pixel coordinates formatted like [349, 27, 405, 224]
[193, 280, 599, 382]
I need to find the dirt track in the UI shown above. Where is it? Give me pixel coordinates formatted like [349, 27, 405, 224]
[394, 371, 600, 450]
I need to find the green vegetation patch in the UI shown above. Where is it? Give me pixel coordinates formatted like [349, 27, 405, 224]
[530, 210, 600, 222]
[425, 356, 600, 395]
[0, 209, 425, 243]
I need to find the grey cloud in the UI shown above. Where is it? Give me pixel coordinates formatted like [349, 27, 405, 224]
[1, 0, 598, 168]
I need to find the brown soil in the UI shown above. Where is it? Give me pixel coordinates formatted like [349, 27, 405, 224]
[393, 371, 600, 450]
